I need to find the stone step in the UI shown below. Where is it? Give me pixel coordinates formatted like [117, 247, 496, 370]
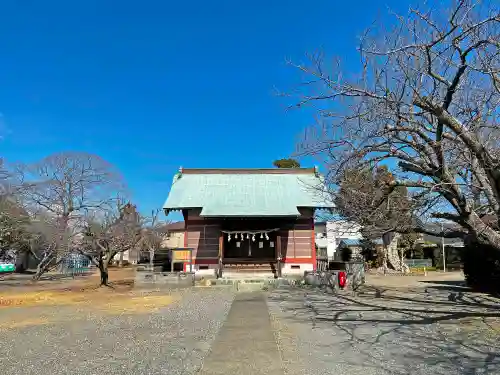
[223, 268, 275, 272]
[195, 277, 294, 292]
[221, 272, 276, 279]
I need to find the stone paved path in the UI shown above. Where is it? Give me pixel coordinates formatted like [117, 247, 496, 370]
[198, 292, 283, 375]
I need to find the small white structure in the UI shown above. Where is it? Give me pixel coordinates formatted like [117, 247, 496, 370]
[325, 220, 363, 261]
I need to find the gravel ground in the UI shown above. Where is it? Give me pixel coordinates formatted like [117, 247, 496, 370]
[0, 288, 235, 375]
[3, 279, 500, 375]
[268, 284, 500, 375]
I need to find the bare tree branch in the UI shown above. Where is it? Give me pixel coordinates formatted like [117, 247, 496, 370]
[288, 1, 500, 250]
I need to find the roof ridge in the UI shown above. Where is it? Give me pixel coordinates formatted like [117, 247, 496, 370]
[180, 167, 316, 175]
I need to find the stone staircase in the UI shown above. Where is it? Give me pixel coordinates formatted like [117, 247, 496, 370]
[196, 277, 293, 292]
[221, 263, 278, 279]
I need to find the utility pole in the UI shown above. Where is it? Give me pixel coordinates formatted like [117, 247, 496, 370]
[441, 222, 446, 272]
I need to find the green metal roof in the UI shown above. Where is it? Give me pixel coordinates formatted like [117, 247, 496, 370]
[163, 169, 334, 217]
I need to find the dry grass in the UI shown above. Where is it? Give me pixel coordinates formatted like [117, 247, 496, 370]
[0, 290, 177, 331]
[0, 268, 173, 313]
[72, 266, 136, 288]
[0, 266, 136, 293]
[0, 287, 175, 311]
[0, 267, 177, 331]
[0, 267, 138, 307]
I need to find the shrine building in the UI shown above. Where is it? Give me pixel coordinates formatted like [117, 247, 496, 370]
[162, 167, 333, 278]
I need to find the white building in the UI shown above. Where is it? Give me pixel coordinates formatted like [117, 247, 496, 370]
[317, 220, 362, 261]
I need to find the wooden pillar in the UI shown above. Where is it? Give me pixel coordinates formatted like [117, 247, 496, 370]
[276, 235, 282, 278]
[218, 233, 224, 278]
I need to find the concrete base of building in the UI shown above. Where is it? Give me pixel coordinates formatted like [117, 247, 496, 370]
[281, 262, 314, 276]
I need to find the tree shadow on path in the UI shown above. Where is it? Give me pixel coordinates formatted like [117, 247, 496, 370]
[269, 284, 500, 374]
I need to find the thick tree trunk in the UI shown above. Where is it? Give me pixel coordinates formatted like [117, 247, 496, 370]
[467, 212, 500, 250]
[98, 258, 109, 286]
[15, 252, 29, 273]
[386, 234, 409, 273]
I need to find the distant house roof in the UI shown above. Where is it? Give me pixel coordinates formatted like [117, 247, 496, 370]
[339, 239, 363, 247]
[164, 221, 185, 232]
[422, 234, 464, 247]
[163, 168, 334, 217]
[420, 222, 465, 247]
[339, 238, 382, 246]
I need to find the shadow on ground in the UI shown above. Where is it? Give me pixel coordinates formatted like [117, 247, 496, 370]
[419, 279, 473, 293]
[269, 283, 500, 375]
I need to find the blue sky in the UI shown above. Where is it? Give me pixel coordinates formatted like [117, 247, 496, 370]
[0, 0, 409, 217]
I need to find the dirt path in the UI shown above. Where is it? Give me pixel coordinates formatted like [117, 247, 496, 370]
[366, 271, 465, 289]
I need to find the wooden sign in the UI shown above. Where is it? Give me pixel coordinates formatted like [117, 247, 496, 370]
[171, 250, 191, 261]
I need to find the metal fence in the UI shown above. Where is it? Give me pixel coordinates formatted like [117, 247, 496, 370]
[60, 254, 92, 277]
[404, 258, 433, 268]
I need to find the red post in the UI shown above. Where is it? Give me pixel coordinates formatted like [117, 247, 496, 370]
[218, 233, 224, 278]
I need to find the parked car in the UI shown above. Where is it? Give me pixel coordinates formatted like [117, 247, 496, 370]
[0, 262, 15, 273]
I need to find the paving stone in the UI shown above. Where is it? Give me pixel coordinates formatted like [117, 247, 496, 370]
[198, 292, 283, 375]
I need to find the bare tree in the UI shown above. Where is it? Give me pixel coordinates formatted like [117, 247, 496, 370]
[335, 166, 414, 238]
[28, 213, 74, 279]
[140, 209, 168, 272]
[0, 159, 10, 197]
[17, 151, 125, 278]
[20, 151, 125, 226]
[0, 160, 39, 272]
[80, 200, 142, 286]
[289, 1, 500, 250]
[0, 197, 31, 268]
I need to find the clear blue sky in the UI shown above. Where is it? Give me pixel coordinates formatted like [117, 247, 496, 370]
[0, 0, 409, 217]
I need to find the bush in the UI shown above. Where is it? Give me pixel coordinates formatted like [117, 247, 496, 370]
[463, 241, 500, 293]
